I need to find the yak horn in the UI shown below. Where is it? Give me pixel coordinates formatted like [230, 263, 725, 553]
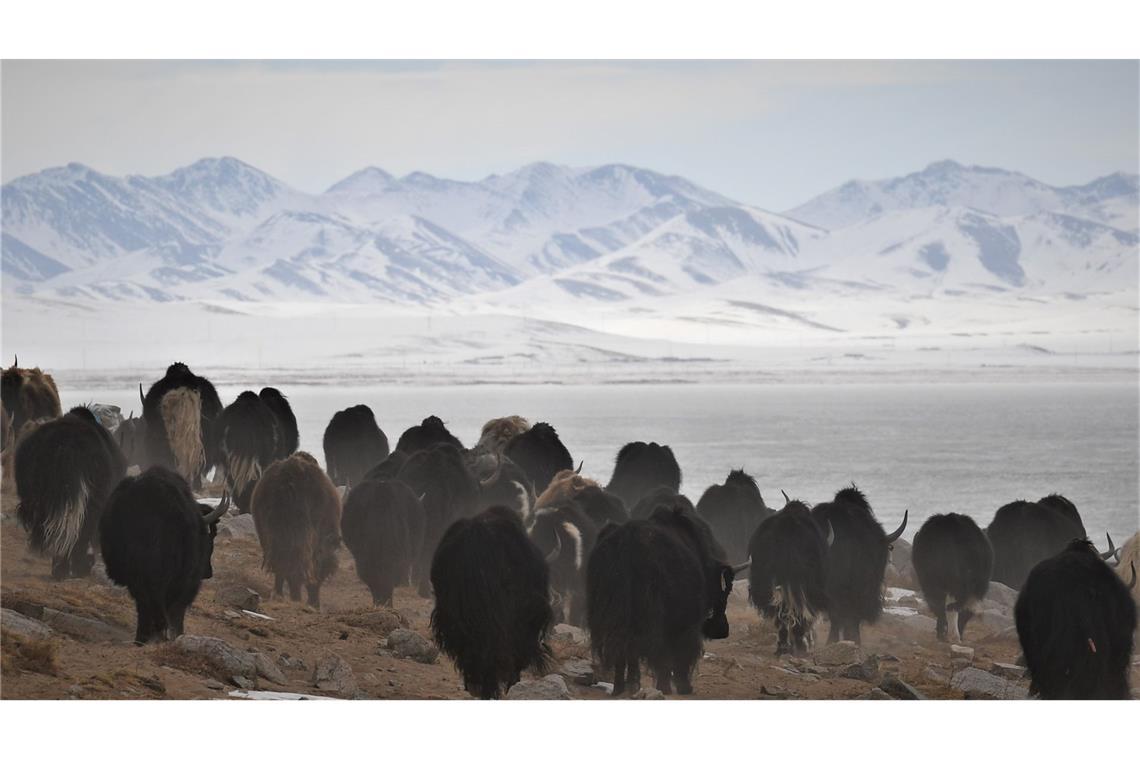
[731, 560, 751, 574]
[1100, 532, 1117, 562]
[139, 383, 145, 406]
[203, 491, 230, 523]
[825, 520, 835, 547]
[13, 355, 17, 367]
[480, 454, 503, 488]
[575, 460, 584, 474]
[885, 510, 908, 544]
[781, 489, 790, 505]
[1128, 562, 1137, 591]
[128, 410, 135, 420]
[544, 531, 562, 564]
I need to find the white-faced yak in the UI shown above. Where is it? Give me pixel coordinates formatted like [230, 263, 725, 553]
[341, 478, 425, 605]
[322, 404, 390, 487]
[1014, 539, 1136, 699]
[430, 506, 554, 699]
[100, 467, 229, 643]
[811, 485, 907, 644]
[605, 441, 682, 509]
[911, 512, 993, 642]
[586, 503, 738, 696]
[141, 363, 224, 487]
[748, 498, 831, 656]
[250, 452, 341, 608]
[16, 406, 127, 579]
[696, 469, 773, 566]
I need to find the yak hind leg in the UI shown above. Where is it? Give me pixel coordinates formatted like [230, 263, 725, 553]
[274, 574, 285, 599]
[50, 554, 70, 581]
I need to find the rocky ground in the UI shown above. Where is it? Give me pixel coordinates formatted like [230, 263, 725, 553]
[2, 484, 1135, 700]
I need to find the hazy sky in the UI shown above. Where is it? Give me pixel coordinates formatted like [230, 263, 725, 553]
[2, 60, 1137, 210]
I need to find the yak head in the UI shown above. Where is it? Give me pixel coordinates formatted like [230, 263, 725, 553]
[196, 492, 230, 579]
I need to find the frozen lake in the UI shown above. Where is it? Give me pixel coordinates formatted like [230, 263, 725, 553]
[63, 381, 1139, 544]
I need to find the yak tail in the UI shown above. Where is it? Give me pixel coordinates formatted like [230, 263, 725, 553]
[771, 583, 817, 632]
[40, 479, 90, 558]
[226, 453, 262, 504]
[160, 388, 204, 482]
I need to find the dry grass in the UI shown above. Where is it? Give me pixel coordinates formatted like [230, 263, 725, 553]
[1, 630, 59, 676]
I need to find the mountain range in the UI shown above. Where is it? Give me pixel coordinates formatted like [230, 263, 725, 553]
[2, 157, 1137, 311]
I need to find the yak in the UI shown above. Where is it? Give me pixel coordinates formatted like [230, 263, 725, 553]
[587, 503, 738, 696]
[100, 467, 229, 643]
[1015, 539, 1136, 699]
[1, 359, 62, 433]
[323, 405, 390, 487]
[911, 512, 994, 642]
[528, 501, 598, 627]
[115, 412, 148, 471]
[629, 485, 693, 521]
[605, 441, 681, 509]
[474, 415, 531, 455]
[811, 486, 907, 644]
[16, 406, 127, 579]
[566, 484, 628, 528]
[987, 495, 1090, 589]
[533, 465, 593, 512]
[341, 478, 425, 606]
[141, 363, 224, 486]
[430, 506, 554, 699]
[472, 452, 536, 518]
[748, 498, 831, 656]
[250, 452, 341, 608]
[258, 387, 299, 460]
[503, 422, 573, 494]
[696, 469, 773, 566]
[397, 443, 481, 596]
[363, 450, 409, 482]
[1116, 531, 1140, 605]
[218, 390, 281, 513]
[395, 415, 463, 454]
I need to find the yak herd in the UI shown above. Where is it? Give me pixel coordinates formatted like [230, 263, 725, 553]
[2, 359, 1138, 701]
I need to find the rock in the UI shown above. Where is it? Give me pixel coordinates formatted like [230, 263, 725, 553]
[814, 640, 862, 667]
[1, 608, 54, 639]
[343, 609, 408, 635]
[888, 539, 918, 588]
[839, 654, 880, 681]
[950, 667, 1029, 699]
[551, 623, 588, 645]
[223, 610, 241, 620]
[857, 687, 894, 700]
[277, 653, 307, 671]
[977, 609, 1014, 631]
[40, 608, 130, 642]
[985, 582, 1019, 610]
[896, 611, 937, 635]
[879, 674, 927, 700]
[923, 666, 949, 684]
[174, 635, 286, 685]
[632, 686, 665, 700]
[217, 513, 257, 540]
[506, 675, 571, 700]
[385, 628, 439, 664]
[312, 655, 357, 697]
[215, 586, 261, 612]
[990, 662, 1027, 679]
[231, 675, 256, 689]
[951, 658, 972, 670]
[204, 678, 225, 690]
[560, 658, 596, 685]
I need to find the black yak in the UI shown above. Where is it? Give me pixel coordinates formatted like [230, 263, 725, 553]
[605, 441, 681, 509]
[696, 469, 773, 566]
[528, 501, 598, 627]
[811, 485, 907, 644]
[430, 506, 554, 699]
[503, 421, 573, 494]
[115, 412, 148, 470]
[748, 498, 831, 655]
[987, 495, 1089, 589]
[258, 387, 298, 460]
[395, 415, 463, 454]
[100, 467, 229, 643]
[1015, 539, 1136, 699]
[569, 485, 628, 528]
[397, 443, 480, 596]
[341, 478, 425, 605]
[1, 359, 62, 433]
[587, 503, 738, 696]
[471, 452, 536, 518]
[250, 452, 342, 608]
[629, 484, 693, 521]
[141, 363, 224, 486]
[16, 406, 127, 579]
[322, 404, 390, 487]
[911, 513, 993, 642]
[363, 450, 409, 482]
[218, 390, 281, 513]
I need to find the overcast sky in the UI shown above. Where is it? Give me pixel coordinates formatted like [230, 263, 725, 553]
[2, 60, 1137, 211]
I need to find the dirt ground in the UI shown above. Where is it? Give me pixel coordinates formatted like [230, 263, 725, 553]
[0, 478, 1055, 701]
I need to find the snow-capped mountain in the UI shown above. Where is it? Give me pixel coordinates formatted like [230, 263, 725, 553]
[2, 157, 1136, 316]
[785, 160, 1140, 232]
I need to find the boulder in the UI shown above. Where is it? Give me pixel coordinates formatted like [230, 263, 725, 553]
[215, 586, 261, 611]
[856, 687, 894, 700]
[1, 608, 53, 640]
[990, 662, 1027, 679]
[985, 582, 1018, 610]
[949, 644, 974, 659]
[632, 686, 665, 700]
[551, 623, 588, 645]
[560, 658, 596, 685]
[385, 628, 439, 664]
[879, 674, 927, 700]
[174, 635, 286, 685]
[950, 667, 1029, 699]
[217, 513, 257, 540]
[41, 608, 130, 642]
[839, 654, 880, 681]
[507, 675, 571, 700]
[342, 609, 408, 635]
[814, 640, 862, 667]
[312, 655, 357, 697]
